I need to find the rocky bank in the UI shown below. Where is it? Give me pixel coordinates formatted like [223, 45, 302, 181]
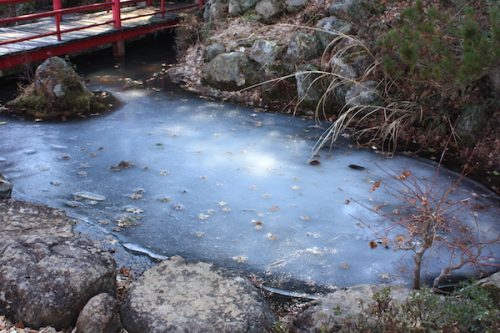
[169, 0, 500, 193]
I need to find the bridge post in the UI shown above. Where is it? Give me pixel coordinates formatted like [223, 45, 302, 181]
[52, 0, 62, 41]
[111, 0, 125, 58]
[112, 0, 122, 29]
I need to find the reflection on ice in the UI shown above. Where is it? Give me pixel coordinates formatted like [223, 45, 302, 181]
[0, 88, 498, 290]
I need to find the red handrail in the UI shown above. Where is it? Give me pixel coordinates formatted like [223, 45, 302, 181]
[0, 0, 176, 46]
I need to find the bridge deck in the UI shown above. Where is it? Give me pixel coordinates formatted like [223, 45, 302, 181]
[0, 4, 182, 71]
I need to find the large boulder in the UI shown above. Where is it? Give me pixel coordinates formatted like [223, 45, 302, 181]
[255, 0, 282, 22]
[315, 16, 353, 49]
[0, 200, 116, 329]
[286, 32, 321, 63]
[203, 52, 260, 90]
[249, 39, 282, 68]
[7, 57, 98, 119]
[75, 293, 121, 333]
[291, 284, 411, 332]
[228, 0, 258, 15]
[121, 256, 275, 333]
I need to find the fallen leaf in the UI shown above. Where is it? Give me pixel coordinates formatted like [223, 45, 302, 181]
[369, 240, 378, 249]
[396, 170, 411, 180]
[232, 255, 248, 263]
[265, 233, 278, 241]
[268, 205, 280, 212]
[369, 180, 381, 192]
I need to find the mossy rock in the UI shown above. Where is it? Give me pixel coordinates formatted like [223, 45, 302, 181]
[5, 57, 118, 120]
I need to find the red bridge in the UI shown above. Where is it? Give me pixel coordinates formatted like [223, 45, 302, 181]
[0, 0, 203, 73]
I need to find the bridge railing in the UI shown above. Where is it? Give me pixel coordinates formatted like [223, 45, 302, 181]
[0, 0, 201, 46]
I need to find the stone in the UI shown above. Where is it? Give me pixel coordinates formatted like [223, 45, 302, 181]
[0, 200, 116, 329]
[249, 39, 282, 67]
[75, 293, 121, 333]
[203, 52, 260, 90]
[328, 57, 358, 107]
[205, 43, 226, 62]
[315, 16, 352, 49]
[295, 64, 325, 109]
[330, 56, 357, 80]
[0, 174, 12, 199]
[255, 0, 282, 22]
[121, 256, 275, 333]
[228, 0, 258, 15]
[328, 0, 369, 22]
[291, 284, 411, 333]
[477, 271, 500, 302]
[286, 32, 321, 63]
[204, 0, 229, 21]
[7, 57, 96, 119]
[73, 191, 106, 201]
[456, 105, 494, 144]
[344, 80, 379, 107]
[285, 0, 307, 13]
[489, 67, 500, 97]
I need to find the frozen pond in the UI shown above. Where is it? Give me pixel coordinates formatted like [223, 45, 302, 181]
[0, 85, 498, 290]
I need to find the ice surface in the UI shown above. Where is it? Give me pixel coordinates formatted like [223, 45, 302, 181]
[0, 88, 498, 289]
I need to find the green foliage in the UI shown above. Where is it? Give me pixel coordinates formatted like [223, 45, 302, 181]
[380, 1, 499, 90]
[338, 283, 500, 333]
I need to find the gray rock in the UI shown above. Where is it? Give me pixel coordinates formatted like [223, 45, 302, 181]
[121, 256, 275, 333]
[295, 64, 325, 109]
[291, 284, 411, 333]
[315, 16, 352, 49]
[249, 39, 281, 67]
[351, 54, 372, 77]
[456, 105, 493, 144]
[285, 0, 307, 12]
[477, 271, 500, 302]
[328, 57, 358, 107]
[204, 0, 229, 21]
[286, 32, 321, 63]
[330, 57, 357, 80]
[73, 191, 106, 201]
[0, 200, 116, 329]
[228, 0, 258, 15]
[205, 43, 226, 62]
[489, 67, 500, 97]
[0, 175, 12, 199]
[76, 293, 121, 333]
[255, 0, 282, 22]
[328, 0, 368, 22]
[7, 57, 95, 119]
[344, 80, 379, 107]
[203, 52, 260, 90]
